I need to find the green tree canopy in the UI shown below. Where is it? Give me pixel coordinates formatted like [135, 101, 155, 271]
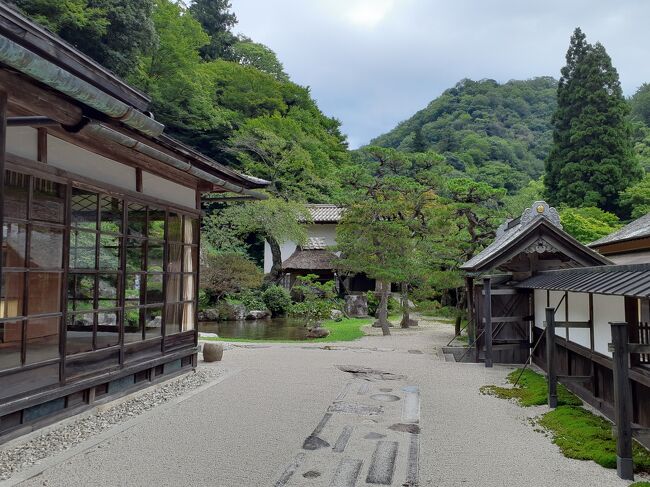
[620, 174, 650, 219]
[559, 207, 621, 244]
[545, 28, 642, 214]
[189, 0, 238, 61]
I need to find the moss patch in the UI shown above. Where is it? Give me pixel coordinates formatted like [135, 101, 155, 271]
[538, 406, 650, 473]
[480, 369, 583, 407]
[630, 482, 650, 486]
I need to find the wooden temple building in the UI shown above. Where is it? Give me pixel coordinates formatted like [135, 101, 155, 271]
[461, 202, 650, 453]
[0, 4, 267, 442]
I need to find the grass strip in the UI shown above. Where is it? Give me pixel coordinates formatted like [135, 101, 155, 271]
[480, 369, 582, 407]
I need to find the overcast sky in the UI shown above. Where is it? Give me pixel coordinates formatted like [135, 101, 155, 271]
[232, 1, 650, 149]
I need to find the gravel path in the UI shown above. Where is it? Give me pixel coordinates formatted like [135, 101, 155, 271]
[0, 368, 223, 482]
[2, 317, 643, 486]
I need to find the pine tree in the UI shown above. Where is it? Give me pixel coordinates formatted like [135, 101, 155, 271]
[545, 28, 642, 214]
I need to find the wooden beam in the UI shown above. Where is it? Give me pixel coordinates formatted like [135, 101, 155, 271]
[0, 70, 82, 125]
[481, 288, 522, 296]
[491, 316, 525, 323]
[546, 307, 558, 409]
[37, 127, 47, 163]
[557, 375, 591, 383]
[608, 343, 650, 354]
[554, 321, 591, 329]
[610, 321, 634, 481]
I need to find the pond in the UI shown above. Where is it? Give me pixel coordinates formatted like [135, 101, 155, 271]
[199, 317, 311, 341]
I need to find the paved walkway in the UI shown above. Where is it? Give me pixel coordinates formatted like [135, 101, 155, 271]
[15, 318, 635, 486]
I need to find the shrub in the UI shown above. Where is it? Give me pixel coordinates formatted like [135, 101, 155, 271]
[262, 285, 291, 317]
[238, 289, 265, 310]
[200, 252, 263, 301]
[198, 289, 210, 311]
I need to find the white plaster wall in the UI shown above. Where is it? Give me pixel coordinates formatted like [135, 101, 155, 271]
[263, 223, 337, 274]
[141, 171, 196, 209]
[47, 135, 136, 191]
[549, 291, 566, 337]
[592, 294, 625, 358]
[567, 292, 591, 349]
[534, 289, 547, 329]
[6, 126, 38, 160]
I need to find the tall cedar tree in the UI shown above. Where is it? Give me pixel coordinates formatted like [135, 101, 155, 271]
[545, 28, 641, 214]
[189, 0, 238, 61]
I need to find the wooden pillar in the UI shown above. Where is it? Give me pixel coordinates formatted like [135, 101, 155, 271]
[610, 321, 634, 481]
[483, 277, 493, 368]
[0, 91, 7, 294]
[545, 307, 558, 408]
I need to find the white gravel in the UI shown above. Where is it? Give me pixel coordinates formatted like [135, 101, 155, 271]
[0, 368, 223, 482]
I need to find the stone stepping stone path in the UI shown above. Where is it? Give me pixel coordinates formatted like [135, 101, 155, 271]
[274, 366, 420, 487]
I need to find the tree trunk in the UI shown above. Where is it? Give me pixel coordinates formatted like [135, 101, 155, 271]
[265, 236, 283, 283]
[400, 282, 410, 328]
[377, 280, 391, 336]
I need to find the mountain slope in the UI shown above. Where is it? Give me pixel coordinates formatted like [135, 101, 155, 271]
[370, 77, 558, 193]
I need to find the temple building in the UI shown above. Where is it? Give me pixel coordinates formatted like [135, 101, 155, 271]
[0, 4, 267, 442]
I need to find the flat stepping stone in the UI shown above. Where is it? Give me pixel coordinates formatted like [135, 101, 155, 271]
[330, 458, 363, 487]
[366, 441, 398, 485]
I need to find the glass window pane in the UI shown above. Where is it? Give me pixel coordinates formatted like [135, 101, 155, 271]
[126, 239, 145, 272]
[66, 313, 93, 355]
[124, 308, 142, 343]
[1, 272, 24, 318]
[71, 189, 98, 229]
[167, 244, 182, 272]
[32, 178, 65, 223]
[146, 274, 163, 304]
[125, 273, 143, 308]
[0, 320, 23, 370]
[4, 170, 29, 219]
[96, 312, 119, 349]
[100, 196, 123, 234]
[99, 235, 121, 269]
[28, 272, 62, 315]
[127, 203, 146, 237]
[182, 302, 195, 332]
[183, 246, 195, 274]
[25, 316, 60, 365]
[166, 274, 181, 303]
[67, 274, 95, 312]
[30, 226, 64, 269]
[70, 230, 96, 269]
[184, 217, 198, 245]
[144, 306, 162, 339]
[3, 222, 27, 267]
[183, 274, 195, 302]
[147, 243, 163, 272]
[168, 212, 182, 242]
[98, 274, 119, 309]
[148, 208, 165, 240]
[164, 304, 181, 335]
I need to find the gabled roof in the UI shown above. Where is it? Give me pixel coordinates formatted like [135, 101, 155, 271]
[461, 201, 611, 273]
[590, 212, 650, 248]
[515, 263, 650, 298]
[306, 204, 344, 223]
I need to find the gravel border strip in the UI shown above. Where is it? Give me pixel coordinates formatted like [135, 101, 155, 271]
[0, 367, 225, 483]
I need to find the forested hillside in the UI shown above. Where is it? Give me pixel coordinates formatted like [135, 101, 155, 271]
[370, 77, 558, 194]
[12, 0, 351, 202]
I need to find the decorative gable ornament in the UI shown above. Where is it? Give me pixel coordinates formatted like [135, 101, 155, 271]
[525, 238, 559, 254]
[520, 201, 562, 229]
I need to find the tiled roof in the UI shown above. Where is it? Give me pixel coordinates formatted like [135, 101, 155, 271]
[306, 204, 344, 223]
[590, 213, 650, 247]
[282, 249, 336, 271]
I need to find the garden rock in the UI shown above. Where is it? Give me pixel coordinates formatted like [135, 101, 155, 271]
[199, 308, 220, 322]
[306, 327, 330, 339]
[344, 295, 368, 317]
[232, 304, 247, 320]
[247, 310, 271, 320]
[330, 309, 344, 321]
[203, 342, 224, 362]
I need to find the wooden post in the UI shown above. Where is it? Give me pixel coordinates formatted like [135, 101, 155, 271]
[610, 322, 634, 481]
[0, 91, 7, 295]
[545, 307, 557, 408]
[484, 277, 493, 368]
